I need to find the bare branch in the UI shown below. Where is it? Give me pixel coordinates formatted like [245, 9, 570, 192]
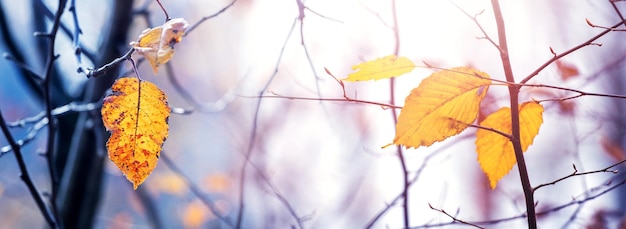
[410, 178, 626, 228]
[236, 17, 299, 229]
[161, 154, 235, 227]
[428, 204, 485, 229]
[451, 2, 499, 49]
[156, 0, 170, 22]
[364, 133, 474, 228]
[246, 93, 402, 109]
[533, 160, 626, 192]
[521, 19, 625, 84]
[86, 48, 134, 78]
[0, 104, 56, 227]
[3, 53, 44, 84]
[68, 0, 82, 64]
[1, 102, 99, 157]
[185, 0, 238, 35]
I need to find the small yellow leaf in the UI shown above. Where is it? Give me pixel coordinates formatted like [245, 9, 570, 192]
[101, 77, 170, 189]
[182, 200, 209, 228]
[152, 173, 186, 195]
[394, 67, 491, 148]
[345, 55, 416, 81]
[130, 18, 188, 74]
[202, 173, 231, 193]
[476, 102, 544, 189]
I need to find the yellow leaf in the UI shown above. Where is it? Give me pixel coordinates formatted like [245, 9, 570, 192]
[130, 18, 188, 74]
[202, 173, 231, 193]
[476, 102, 543, 189]
[182, 200, 209, 228]
[152, 173, 186, 195]
[101, 77, 170, 189]
[394, 67, 491, 148]
[345, 55, 416, 81]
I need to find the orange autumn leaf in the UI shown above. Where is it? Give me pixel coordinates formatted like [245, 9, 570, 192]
[555, 60, 579, 81]
[345, 55, 416, 81]
[394, 67, 491, 148]
[476, 102, 543, 189]
[600, 136, 626, 162]
[101, 77, 170, 189]
[130, 18, 188, 74]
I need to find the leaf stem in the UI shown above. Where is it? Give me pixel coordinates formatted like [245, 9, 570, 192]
[489, 0, 536, 228]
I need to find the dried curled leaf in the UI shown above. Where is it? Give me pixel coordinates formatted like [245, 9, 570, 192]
[345, 55, 416, 81]
[130, 18, 189, 74]
[102, 77, 170, 189]
[475, 102, 543, 189]
[394, 67, 491, 148]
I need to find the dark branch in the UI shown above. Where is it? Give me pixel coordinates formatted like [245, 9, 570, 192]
[0, 106, 57, 227]
[86, 48, 134, 78]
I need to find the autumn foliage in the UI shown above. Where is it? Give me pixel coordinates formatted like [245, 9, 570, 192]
[101, 77, 170, 189]
[100, 18, 187, 189]
[347, 55, 543, 189]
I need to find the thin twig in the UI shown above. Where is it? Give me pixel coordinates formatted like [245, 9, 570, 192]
[185, 0, 238, 36]
[156, 0, 170, 22]
[1, 103, 100, 159]
[388, 0, 409, 227]
[467, 123, 512, 139]
[161, 154, 235, 227]
[0, 2, 44, 98]
[410, 178, 626, 228]
[533, 160, 625, 193]
[1, 117, 48, 157]
[428, 204, 485, 229]
[363, 133, 474, 228]
[243, 94, 402, 109]
[7, 102, 99, 128]
[524, 83, 626, 102]
[3, 53, 44, 84]
[37, 0, 95, 68]
[294, 0, 330, 108]
[450, 2, 498, 49]
[521, 20, 625, 84]
[247, 160, 306, 229]
[0, 107, 56, 227]
[86, 48, 134, 78]
[235, 17, 299, 229]
[68, 0, 82, 64]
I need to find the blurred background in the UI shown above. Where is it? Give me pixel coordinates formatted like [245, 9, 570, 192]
[1, 0, 626, 228]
